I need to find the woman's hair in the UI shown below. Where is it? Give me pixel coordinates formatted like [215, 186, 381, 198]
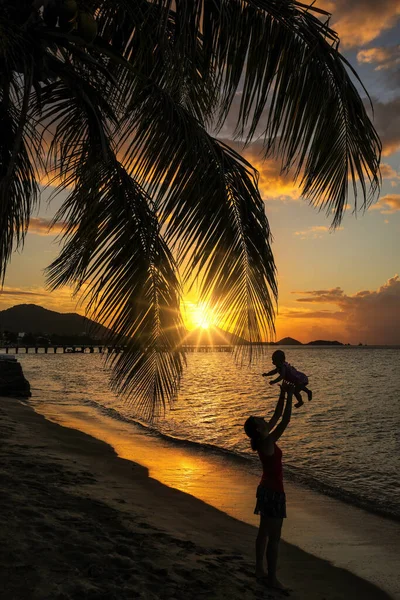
[272, 349, 285, 363]
[244, 416, 262, 451]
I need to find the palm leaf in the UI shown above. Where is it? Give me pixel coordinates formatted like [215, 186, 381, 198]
[114, 0, 380, 224]
[0, 0, 382, 415]
[119, 82, 277, 346]
[0, 22, 41, 281]
[47, 156, 185, 418]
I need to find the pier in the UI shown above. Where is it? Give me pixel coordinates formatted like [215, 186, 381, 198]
[0, 344, 234, 354]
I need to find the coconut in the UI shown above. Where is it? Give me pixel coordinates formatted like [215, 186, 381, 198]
[77, 11, 98, 43]
[43, 1, 59, 27]
[59, 0, 78, 22]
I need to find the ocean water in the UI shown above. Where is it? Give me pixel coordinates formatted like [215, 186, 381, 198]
[12, 347, 400, 521]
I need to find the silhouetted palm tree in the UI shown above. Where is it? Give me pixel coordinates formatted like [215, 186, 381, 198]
[0, 0, 381, 416]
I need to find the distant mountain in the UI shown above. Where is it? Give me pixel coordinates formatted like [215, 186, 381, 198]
[275, 337, 303, 345]
[183, 326, 247, 346]
[307, 340, 343, 346]
[0, 304, 110, 338]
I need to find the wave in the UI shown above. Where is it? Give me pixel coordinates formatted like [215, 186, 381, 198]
[79, 396, 400, 523]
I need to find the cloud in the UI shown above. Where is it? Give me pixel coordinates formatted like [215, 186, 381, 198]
[357, 45, 400, 70]
[28, 217, 67, 236]
[366, 97, 400, 156]
[0, 288, 47, 297]
[0, 285, 86, 314]
[245, 154, 302, 201]
[380, 163, 400, 180]
[294, 225, 343, 239]
[222, 139, 303, 201]
[317, 0, 400, 47]
[370, 194, 400, 213]
[288, 275, 400, 344]
[280, 307, 345, 320]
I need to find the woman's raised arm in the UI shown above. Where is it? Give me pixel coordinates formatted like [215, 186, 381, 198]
[267, 385, 286, 431]
[269, 389, 293, 442]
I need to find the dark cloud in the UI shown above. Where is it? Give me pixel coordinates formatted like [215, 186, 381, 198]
[291, 275, 400, 344]
[294, 287, 345, 302]
[0, 289, 46, 296]
[281, 309, 345, 320]
[365, 96, 400, 156]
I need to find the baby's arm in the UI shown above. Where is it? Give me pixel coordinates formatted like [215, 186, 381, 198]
[262, 368, 279, 377]
[269, 364, 285, 385]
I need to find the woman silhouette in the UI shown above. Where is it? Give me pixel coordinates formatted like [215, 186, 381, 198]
[244, 385, 293, 595]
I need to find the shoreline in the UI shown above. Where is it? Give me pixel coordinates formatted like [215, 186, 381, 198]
[29, 394, 400, 598]
[80, 409, 400, 523]
[0, 396, 397, 599]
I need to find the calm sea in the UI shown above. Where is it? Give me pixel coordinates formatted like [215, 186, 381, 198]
[12, 347, 400, 520]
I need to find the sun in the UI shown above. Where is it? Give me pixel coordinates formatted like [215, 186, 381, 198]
[182, 301, 215, 330]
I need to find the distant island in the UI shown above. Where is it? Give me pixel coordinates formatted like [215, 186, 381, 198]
[274, 337, 344, 346]
[307, 340, 343, 346]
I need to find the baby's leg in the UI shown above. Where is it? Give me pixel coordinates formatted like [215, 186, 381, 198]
[302, 384, 313, 402]
[294, 387, 304, 408]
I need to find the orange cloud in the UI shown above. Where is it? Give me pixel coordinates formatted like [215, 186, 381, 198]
[317, 0, 400, 47]
[380, 163, 400, 180]
[225, 140, 302, 201]
[294, 225, 344, 240]
[357, 45, 400, 70]
[28, 217, 67, 236]
[370, 194, 400, 213]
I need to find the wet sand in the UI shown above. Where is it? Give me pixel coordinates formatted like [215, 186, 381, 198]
[0, 396, 395, 600]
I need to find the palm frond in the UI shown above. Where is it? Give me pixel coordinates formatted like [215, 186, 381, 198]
[120, 84, 277, 345]
[0, 0, 383, 416]
[113, 0, 380, 225]
[0, 29, 40, 280]
[46, 156, 185, 418]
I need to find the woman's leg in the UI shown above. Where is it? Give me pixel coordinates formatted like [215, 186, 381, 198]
[255, 515, 269, 576]
[265, 518, 290, 593]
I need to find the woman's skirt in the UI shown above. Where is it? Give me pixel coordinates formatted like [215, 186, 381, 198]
[254, 485, 287, 518]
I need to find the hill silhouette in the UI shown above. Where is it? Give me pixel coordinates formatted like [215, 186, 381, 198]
[0, 304, 110, 339]
[275, 336, 302, 345]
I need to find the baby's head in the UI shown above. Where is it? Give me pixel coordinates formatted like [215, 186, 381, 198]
[272, 350, 285, 367]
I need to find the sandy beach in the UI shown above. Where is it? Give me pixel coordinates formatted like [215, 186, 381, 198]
[0, 396, 395, 600]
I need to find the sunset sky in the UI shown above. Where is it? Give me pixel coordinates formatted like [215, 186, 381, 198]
[1, 1, 399, 345]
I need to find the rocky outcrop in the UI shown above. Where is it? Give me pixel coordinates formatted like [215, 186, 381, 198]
[0, 357, 31, 398]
